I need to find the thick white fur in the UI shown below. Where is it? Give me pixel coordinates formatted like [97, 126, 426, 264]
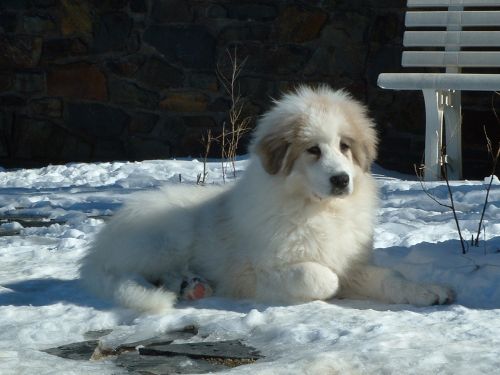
[80, 85, 454, 313]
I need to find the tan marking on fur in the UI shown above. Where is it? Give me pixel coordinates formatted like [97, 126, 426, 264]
[256, 133, 290, 175]
[256, 116, 307, 176]
[341, 101, 378, 171]
[283, 119, 311, 175]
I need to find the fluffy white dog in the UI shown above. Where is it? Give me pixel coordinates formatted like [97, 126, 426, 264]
[80, 85, 454, 313]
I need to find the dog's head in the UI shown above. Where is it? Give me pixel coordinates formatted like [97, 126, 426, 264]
[251, 85, 378, 200]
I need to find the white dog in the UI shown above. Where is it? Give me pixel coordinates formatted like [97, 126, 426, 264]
[80, 85, 454, 313]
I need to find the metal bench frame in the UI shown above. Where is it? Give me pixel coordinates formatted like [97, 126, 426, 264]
[378, 0, 500, 180]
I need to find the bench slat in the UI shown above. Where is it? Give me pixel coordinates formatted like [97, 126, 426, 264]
[404, 31, 500, 47]
[408, 0, 500, 7]
[378, 73, 500, 91]
[402, 51, 500, 67]
[406, 11, 500, 27]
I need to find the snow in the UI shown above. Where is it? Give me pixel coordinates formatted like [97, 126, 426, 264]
[0, 158, 499, 374]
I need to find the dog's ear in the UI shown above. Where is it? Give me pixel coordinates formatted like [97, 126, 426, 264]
[255, 133, 290, 175]
[344, 103, 378, 172]
[351, 130, 377, 172]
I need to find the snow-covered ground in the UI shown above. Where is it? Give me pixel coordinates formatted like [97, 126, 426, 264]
[0, 158, 499, 374]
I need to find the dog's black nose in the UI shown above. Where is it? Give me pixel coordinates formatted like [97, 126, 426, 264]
[330, 173, 350, 189]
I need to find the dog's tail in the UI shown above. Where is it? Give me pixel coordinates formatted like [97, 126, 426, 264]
[80, 265, 177, 313]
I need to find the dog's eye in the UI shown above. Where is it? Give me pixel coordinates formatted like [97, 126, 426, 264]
[340, 141, 350, 153]
[306, 146, 321, 157]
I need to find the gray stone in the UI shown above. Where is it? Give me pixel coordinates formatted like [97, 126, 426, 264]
[187, 73, 218, 92]
[33, 0, 57, 7]
[234, 43, 310, 75]
[42, 329, 262, 374]
[59, 136, 93, 161]
[93, 12, 132, 53]
[140, 340, 262, 361]
[30, 98, 62, 118]
[225, 4, 277, 21]
[42, 340, 98, 361]
[218, 23, 271, 41]
[109, 79, 159, 110]
[0, 111, 13, 157]
[0, 12, 18, 33]
[41, 38, 88, 61]
[23, 15, 56, 34]
[0, 94, 26, 107]
[135, 56, 184, 89]
[13, 117, 68, 160]
[129, 111, 159, 134]
[0, 35, 42, 68]
[106, 55, 145, 77]
[370, 12, 404, 44]
[208, 97, 231, 112]
[0, 0, 29, 10]
[89, 0, 128, 11]
[152, 0, 192, 23]
[65, 102, 129, 138]
[93, 139, 126, 160]
[130, 0, 147, 13]
[14, 72, 45, 93]
[126, 136, 171, 160]
[0, 72, 12, 91]
[207, 4, 227, 18]
[303, 47, 336, 77]
[143, 25, 215, 69]
[115, 351, 228, 374]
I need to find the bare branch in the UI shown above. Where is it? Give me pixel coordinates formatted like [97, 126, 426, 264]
[215, 47, 251, 179]
[441, 154, 467, 254]
[414, 164, 453, 210]
[475, 126, 500, 246]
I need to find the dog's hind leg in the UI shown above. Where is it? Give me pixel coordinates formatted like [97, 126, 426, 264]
[158, 272, 213, 301]
[340, 265, 454, 306]
[179, 276, 213, 300]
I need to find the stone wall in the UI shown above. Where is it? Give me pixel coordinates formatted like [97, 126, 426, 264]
[0, 0, 498, 177]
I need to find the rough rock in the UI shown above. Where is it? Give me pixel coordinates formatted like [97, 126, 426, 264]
[23, 15, 56, 34]
[160, 92, 208, 112]
[30, 98, 62, 118]
[0, 12, 17, 32]
[92, 12, 133, 52]
[43, 328, 263, 374]
[143, 25, 215, 69]
[65, 101, 129, 138]
[41, 38, 88, 61]
[14, 72, 45, 93]
[129, 111, 158, 134]
[273, 6, 328, 43]
[225, 4, 277, 21]
[0, 35, 42, 68]
[109, 79, 159, 109]
[139, 340, 262, 362]
[47, 63, 108, 101]
[151, 0, 193, 23]
[60, 0, 92, 36]
[135, 56, 184, 89]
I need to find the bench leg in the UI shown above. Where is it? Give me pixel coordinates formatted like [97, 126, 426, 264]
[443, 90, 462, 180]
[422, 89, 444, 181]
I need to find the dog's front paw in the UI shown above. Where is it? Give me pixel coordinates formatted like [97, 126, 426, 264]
[411, 284, 455, 306]
[406, 283, 455, 306]
[180, 277, 213, 300]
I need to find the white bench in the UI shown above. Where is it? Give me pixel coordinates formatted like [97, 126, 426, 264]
[378, 0, 500, 180]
